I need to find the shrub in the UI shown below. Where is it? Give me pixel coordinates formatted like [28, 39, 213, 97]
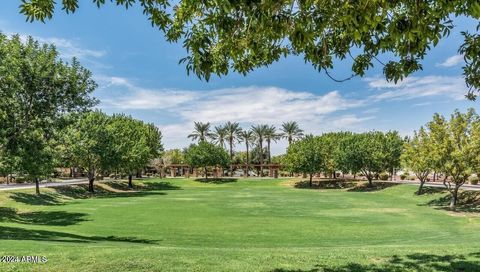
[469, 175, 479, 185]
[379, 173, 389, 180]
[409, 175, 416, 181]
[400, 174, 407, 180]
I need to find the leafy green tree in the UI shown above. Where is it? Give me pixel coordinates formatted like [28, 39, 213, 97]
[188, 122, 213, 142]
[336, 132, 365, 179]
[284, 136, 324, 187]
[184, 141, 229, 180]
[19, 1, 480, 99]
[318, 132, 341, 179]
[442, 109, 479, 209]
[280, 121, 304, 146]
[109, 115, 163, 188]
[162, 149, 185, 165]
[63, 111, 112, 193]
[353, 132, 389, 186]
[0, 34, 96, 193]
[401, 128, 433, 195]
[383, 131, 404, 180]
[426, 114, 450, 182]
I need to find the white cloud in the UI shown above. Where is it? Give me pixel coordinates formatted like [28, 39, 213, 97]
[1, 27, 106, 62]
[437, 54, 464, 68]
[365, 75, 467, 101]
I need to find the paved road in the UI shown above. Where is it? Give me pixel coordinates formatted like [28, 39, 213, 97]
[0, 178, 89, 191]
[378, 179, 480, 191]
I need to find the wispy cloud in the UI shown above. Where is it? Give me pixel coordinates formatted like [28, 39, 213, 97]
[436, 54, 464, 68]
[365, 75, 467, 101]
[98, 78, 371, 151]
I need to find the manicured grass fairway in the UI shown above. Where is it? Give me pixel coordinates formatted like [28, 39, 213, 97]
[1, 178, 480, 271]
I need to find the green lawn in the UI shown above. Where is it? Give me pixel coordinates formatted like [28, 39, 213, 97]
[0, 178, 479, 271]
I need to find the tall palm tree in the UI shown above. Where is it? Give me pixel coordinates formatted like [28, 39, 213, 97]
[251, 124, 268, 176]
[224, 121, 242, 176]
[187, 122, 213, 142]
[280, 121, 304, 146]
[238, 129, 255, 177]
[264, 125, 280, 164]
[211, 125, 227, 148]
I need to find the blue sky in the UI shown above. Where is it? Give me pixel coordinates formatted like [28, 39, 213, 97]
[0, 2, 477, 154]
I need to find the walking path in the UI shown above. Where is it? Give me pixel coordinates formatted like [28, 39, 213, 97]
[0, 178, 89, 191]
[380, 179, 480, 191]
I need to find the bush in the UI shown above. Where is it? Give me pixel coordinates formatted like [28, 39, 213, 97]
[409, 175, 416, 181]
[469, 175, 479, 185]
[400, 174, 407, 180]
[379, 173, 389, 181]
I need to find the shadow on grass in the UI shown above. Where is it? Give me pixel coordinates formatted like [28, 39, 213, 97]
[0, 207, 88, 226]
[272, 252, 480, 271]
[294, 179, 357, 190]
[9, 180, 180, 206]
[425, 191, 480, 213]
[0, 225, 159, 244]
[418, 186, 447, 195]
[347, 182, 399, 192]
[10, 192, 64, 206]
[194, 178, 238, 184]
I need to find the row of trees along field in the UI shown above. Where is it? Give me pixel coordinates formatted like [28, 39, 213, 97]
[0, 34, 163, 194]
[284, 131, 404, 188]
[402, 109, 480, 209]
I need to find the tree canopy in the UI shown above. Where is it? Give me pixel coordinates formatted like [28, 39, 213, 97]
[0, 33, 97, 194]
[285, 135, 324, 187]
[184, 141, 230, 179]
[18, 0, 480, 99]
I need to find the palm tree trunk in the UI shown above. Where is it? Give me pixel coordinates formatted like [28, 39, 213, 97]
[229, 139, 233, 177]
[259, 140, 263, 177]
[267, 139, 271, 164]
[246, 142, 249, 177]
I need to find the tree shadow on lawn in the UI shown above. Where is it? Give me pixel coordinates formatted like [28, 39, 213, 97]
[0, 225, 159, 244]
[424, 191, 480, 213]
[294, 179, 357, 190]
[9, 181, 181, 206]
[10, 192, 64, 206]
[418, 187, 447, 195]
[194, 178, 238, 184]
[347, 182, 399, 192]
[272, 252, 480, 271]
[0, 207, 88, 226]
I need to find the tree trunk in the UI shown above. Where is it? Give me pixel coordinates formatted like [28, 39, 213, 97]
[417, 179, 425, 195]
[246, 143, 249, 177]
[309, 173, 313, 188]
[259, 141, 263, 177]
[267, 140, 271, 164]
[332, 171, 336, 179]
[128, 174, 133, 188]
[230, 140, 234, 177]
[367, 175, 373, 187]
[433, 172, 436, 183]
[204, 167, 208, 180]
[87, 169, 95, 193]
[450, 186, 459, 210]
[35, 178, 40, 195]
[6, 175, 9, 185]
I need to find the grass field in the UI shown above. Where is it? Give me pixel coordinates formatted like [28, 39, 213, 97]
[0, 178, 480, 271]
